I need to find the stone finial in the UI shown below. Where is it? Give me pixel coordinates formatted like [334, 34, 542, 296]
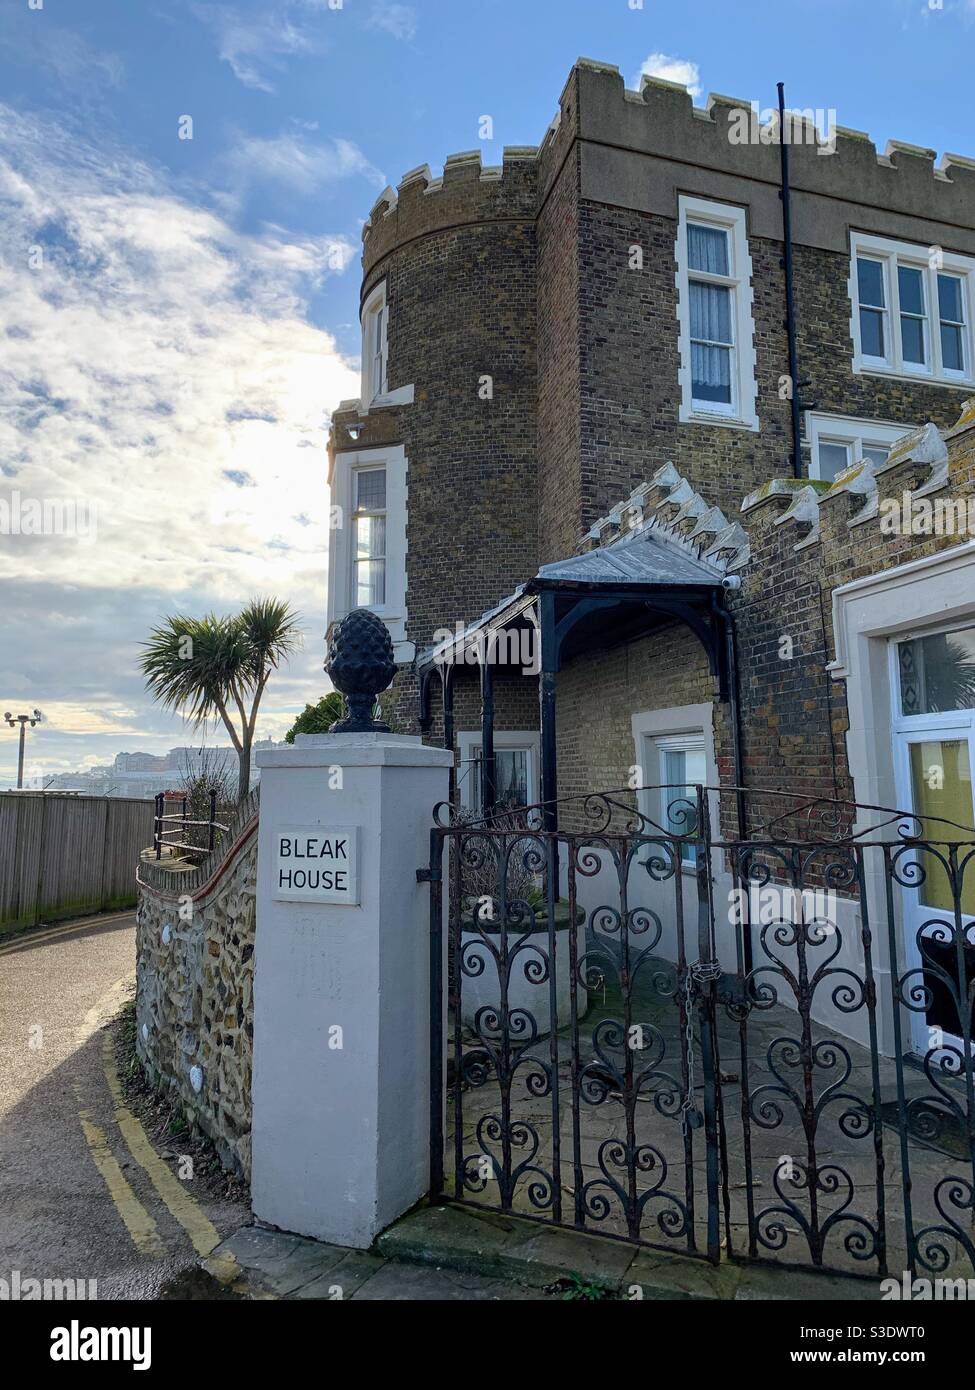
[324, 609, 395, 733]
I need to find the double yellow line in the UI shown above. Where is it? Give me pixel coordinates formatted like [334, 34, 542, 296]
[0, 911, 135, 957]
[74, 990, 240, 1282]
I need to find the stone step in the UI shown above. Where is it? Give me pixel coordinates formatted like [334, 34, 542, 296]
[375, 1201, 883, 1300]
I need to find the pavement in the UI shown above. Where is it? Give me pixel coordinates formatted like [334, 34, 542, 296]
[205, 1203, 886, 1301]
[0, 912, 249, 1300]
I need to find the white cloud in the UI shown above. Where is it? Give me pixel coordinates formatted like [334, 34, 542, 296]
[229, 132, 386, 195]
[192, 2, 330, 92]
[631, 52, 702, 100]
[0, 105, 361, 782]
[367, 2, 418, 41]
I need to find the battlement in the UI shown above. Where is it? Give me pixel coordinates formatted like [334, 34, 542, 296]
[362, 146, 539, 274]
[566, 58, 975, 225]
[364, 57, 975, 278]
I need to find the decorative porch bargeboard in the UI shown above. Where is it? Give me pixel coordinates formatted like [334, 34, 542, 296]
[422, 785, 975, 1279]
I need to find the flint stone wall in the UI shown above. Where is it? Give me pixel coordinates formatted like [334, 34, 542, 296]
[135, 818, 257, 1178]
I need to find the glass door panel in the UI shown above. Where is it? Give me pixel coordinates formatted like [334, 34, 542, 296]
[908, 739, 975, 913]
[903, 733, 975, 1048]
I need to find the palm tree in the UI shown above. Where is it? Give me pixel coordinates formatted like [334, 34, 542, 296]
[140, 598, 301, 800]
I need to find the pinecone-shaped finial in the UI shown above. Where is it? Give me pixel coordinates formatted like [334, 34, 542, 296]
[325, 609, 395, 732]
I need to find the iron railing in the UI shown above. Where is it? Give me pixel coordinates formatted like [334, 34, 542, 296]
[424, 785, 975, 1280]
[152, 790, 229, 861]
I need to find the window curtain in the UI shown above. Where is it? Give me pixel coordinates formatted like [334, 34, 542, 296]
[687, 223, 728, 275]
[690, 282, 732, 400]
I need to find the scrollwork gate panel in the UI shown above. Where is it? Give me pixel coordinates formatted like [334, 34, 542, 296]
[423, 787, 975, 1280]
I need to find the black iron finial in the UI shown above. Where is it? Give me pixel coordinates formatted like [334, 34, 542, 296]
[325, 609, 395, 732]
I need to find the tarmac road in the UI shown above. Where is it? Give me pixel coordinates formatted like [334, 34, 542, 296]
[0, 912, 249, 1300]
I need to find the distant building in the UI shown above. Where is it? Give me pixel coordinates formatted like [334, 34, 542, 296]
[31, 742, 277, 799]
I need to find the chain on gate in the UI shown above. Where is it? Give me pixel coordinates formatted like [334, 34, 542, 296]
[679, 959, 722, 1137]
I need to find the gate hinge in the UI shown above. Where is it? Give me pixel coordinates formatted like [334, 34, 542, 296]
[416, 867, 440, 883]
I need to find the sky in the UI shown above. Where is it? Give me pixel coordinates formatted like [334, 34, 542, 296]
[0, 0, 973, 787]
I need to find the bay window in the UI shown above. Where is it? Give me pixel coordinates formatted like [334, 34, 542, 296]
[326, 443, 410, 662]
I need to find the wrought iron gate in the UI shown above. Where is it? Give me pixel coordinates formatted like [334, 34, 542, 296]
[422, 786, 975, 1280]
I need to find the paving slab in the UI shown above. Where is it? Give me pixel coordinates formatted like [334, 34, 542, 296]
[627, 1247, 742, 1300]
[292, 1251, 388, 1299]
[498, 1225, 637, 1290]
[734, 1261, 882, 1301]
[205, 1207, 896, 1300]
[375, 1202, 520, 1277]
[348, 1260, 539, 1300]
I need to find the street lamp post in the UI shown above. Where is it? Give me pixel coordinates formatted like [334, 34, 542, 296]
[4, 709, 43, 790]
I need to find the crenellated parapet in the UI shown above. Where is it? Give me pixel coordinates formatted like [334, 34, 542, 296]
[363, 55, 975, 286]
[566, 59, 975, 237]
[361, 146, 539, 278]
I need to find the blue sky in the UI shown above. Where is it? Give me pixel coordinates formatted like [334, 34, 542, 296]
[1, 0, 973, 785]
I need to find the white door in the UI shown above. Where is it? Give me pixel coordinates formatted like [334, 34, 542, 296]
[891, 626, 975, 1055]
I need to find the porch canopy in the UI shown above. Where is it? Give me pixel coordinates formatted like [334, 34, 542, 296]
[417, 522, 740, 829]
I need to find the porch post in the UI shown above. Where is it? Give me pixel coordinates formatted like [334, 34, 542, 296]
[441, 665, 455, 752]
[441, 664, 456, 805]
[480, 647, 495, 817]
[538, 590, 558, 831]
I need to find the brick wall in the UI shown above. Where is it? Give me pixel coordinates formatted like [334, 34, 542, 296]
[332, 60, 975, 800]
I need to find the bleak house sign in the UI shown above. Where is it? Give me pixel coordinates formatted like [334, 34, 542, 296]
[274, 826, 359, 905]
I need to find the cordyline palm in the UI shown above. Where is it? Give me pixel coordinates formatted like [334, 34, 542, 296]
[140, 598, 301, 800]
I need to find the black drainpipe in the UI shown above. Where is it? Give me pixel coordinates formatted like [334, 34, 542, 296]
[778, 81, 803, 480]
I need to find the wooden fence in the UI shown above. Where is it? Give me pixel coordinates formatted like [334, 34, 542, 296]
[0, 792, 155, 934]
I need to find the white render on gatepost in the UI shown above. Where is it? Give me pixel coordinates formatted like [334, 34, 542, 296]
[251, 732, 452, 1249]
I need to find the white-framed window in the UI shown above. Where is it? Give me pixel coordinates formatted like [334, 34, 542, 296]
[849, 233, 975, 387]
[361, 281, 388, 405]
[632, 705, 716, 871]
[352, 466, 386, 607]
[647, 733, 706, 863]
[456, 730, 539, 813]
[326, 443, 411, 662]
[676, 195, 758, 431]
[804, 411, 917, 483]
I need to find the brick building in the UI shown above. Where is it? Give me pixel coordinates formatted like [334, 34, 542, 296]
[327, 61, 975, 1043]
[328, 55, 975, 836]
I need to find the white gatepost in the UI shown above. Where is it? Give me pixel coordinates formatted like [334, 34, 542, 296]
[251, 732, 452, 1248]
